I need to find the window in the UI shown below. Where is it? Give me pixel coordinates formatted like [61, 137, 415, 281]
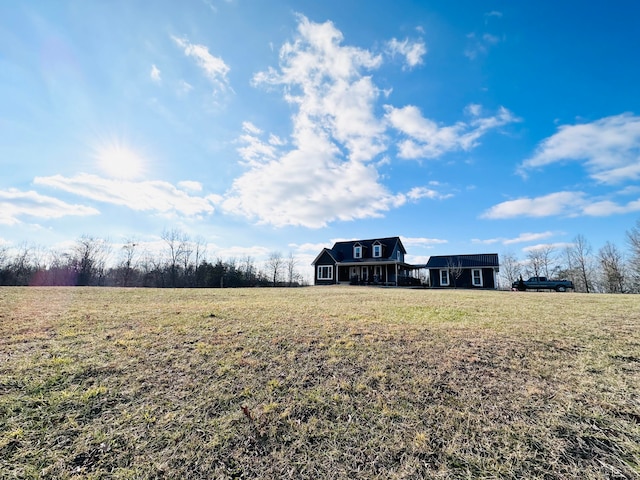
[472, 269, 483, 286]
[440, 269, 449, 286]
[397, 250, 403, 262]
[354, 245, 362, 259]
[373, 243, 382, 258]
[317, 265, 333, 280]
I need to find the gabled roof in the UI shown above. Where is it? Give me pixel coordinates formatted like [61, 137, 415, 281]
[311, 247, 339, 266]
[311, 237, 406, 265]
[425, 254, 499, 269]
[330, 237, 405, 262]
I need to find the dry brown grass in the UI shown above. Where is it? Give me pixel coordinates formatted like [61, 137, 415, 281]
[1, 287, 639, 479]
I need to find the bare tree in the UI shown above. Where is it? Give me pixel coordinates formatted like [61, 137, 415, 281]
[46, 248, 74, 286]
[192, 236, 207, 285]
[285, 252, 298, 286]
[9, 243, 34, 285]
[446, 258, 464, 288]
[567, 234, 594, 293]
[137, 250, 157, 287]
[182, 242, 194, 272]
[598, 241, 626, 293]
[0, 245, 7, 266]
[26, 245, 53, 285]
[0, 245, 9, 282]
[118, 240, 139, 287]
[139, 249, 166, 287]
[627, 219, 640, 293]
[525, 249, 543, 278]
[71, 236, 110, 286]
[499, 251, 522, 287]
[526, 245, 557, 279]
[162, 228, 189, 287]
[266, 251, 284, 286]
[241, 255, 256, 285]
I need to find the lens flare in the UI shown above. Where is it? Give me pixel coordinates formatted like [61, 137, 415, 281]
[93, 139, 147, 180]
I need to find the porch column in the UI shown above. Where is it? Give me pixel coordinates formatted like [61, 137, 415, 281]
[395, 263, 398, 286]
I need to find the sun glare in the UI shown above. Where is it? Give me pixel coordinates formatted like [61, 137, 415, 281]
[94, 140, 147, 180]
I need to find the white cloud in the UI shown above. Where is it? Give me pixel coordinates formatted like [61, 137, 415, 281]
[252, 15, 386, 163]
[202, 0, 217, 13]
[504, 231, 556, 244]
[522, 242, 574, 253]
[465, 104, 482, 117]
[519, 113, 640, 184]
[472, 237, 500, 245]
[236, 122, 281, 166]
[177, 180, 203, 192]
[0, 188, 99, 225]
[291, 242, 333, 254]
[386, 37, 427, 69]
[406, 255, 430, 265]
[178, 80, 193, 95]
[212, 244, 270, 260]
[406, 186, 452, 201]
[172, 35, 230, 96]
[482, 33, 500, 45]
[482, 191, 586, 219]
[582, 198, 640, 216]
[483, 190, 640, 219]
[242, 121, 262, 135]
[474, 231, 556, 245]
[386, 104, 519, 159]
[223, 144, 406, 228]
[400, 236, 448, 247]
[224, 15, 403, 227]
[34, 174, 216, 217]
[150, 64, 161, 83]
[224, 16, 505, 228]
[464, 31, 501, 60]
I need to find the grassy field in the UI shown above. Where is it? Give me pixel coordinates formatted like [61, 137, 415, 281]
[1, 287, 639, 479]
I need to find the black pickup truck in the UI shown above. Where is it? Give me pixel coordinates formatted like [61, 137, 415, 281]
[512, 276, 575, 292]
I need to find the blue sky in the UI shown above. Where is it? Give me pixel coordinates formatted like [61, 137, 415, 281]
[2, 0, 640, 280]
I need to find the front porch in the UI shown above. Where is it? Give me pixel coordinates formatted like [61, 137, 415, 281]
[336, 262, 423, 286]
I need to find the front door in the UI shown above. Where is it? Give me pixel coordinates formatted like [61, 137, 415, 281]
[374, 265, 383, 283]
[361, 266, 368, 282]
[350, 267, 358, 280]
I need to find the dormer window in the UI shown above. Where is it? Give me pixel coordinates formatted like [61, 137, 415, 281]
[354, 244, 362, 259]
[372, 242, 382, 258]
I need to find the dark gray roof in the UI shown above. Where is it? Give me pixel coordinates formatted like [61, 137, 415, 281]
[330, 237, 405, 262]
[425, 254, 499, 269]
[312, 236, 406, 265]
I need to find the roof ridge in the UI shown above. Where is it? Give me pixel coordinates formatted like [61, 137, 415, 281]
[333, 236, 400, 245]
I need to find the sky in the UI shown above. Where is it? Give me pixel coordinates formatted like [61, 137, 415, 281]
[2, 0, 640, 281]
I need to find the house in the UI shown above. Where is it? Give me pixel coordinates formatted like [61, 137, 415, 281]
[425, 254, 500, 289]
[311, 237, 422, 286]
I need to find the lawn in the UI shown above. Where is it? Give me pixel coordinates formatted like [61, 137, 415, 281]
[1, 287, 639, 479]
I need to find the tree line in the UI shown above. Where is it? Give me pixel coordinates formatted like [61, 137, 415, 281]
[0, 228, 305, 288]
[3, 220, 640, 292]
[498, 220, 640, 293]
